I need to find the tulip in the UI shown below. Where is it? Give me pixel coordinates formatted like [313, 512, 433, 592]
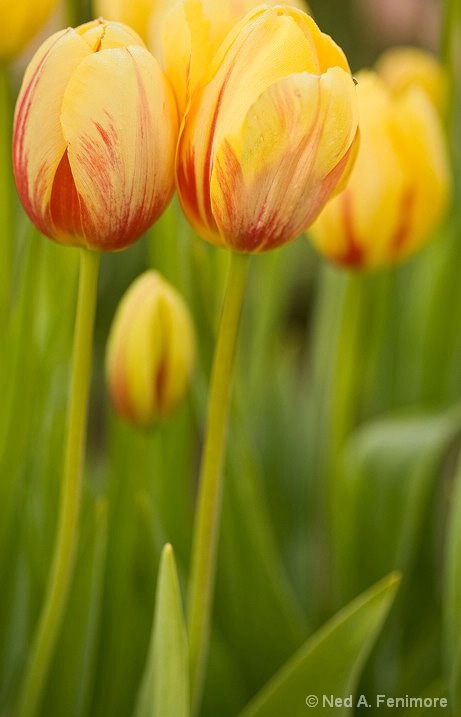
[13, 18, 178, 251]
[106, 271, 195, 427]
[175, 6, 359, 254]
[309, 70, 450, 269]
[0, 0, 59, 59]
[376, 46, 446, 114]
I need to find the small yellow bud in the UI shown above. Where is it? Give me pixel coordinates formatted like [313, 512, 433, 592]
[106, 271, 195, 427]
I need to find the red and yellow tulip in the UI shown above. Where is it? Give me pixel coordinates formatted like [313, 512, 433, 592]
[175, 6, 359, 253]
[309, 70, 450, 270]
[13, 18, 178, 251]
[106, 271, 196, 427]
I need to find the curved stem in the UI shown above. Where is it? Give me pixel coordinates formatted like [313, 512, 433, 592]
[187, 250, 249, 716]
[17, 248, 100, 717]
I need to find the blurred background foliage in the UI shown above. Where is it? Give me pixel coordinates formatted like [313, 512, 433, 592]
[2, 0, 461, 716]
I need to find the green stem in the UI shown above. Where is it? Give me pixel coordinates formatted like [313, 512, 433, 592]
[0, 61, 13, 335]
[16, 248, 100, 717]
[328, 270, 366, 607]
[187, 250, 249, 715]
[330, 271, 365, 463]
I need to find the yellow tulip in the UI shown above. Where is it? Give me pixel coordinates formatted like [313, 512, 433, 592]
[13, 18, 178, 251]
[309, 71, 451, 269]
[0, 0, 59, 59]
[175, 6, 358, 253]
[106, 271, 196, 426]
[376, 46, 446, 114]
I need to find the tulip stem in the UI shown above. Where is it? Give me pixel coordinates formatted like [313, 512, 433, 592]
[331, 272, 365, 456]
[188, 250, 249, 715]
[0, 61, 13, 335]
[16, 248, 100, 717]
[329, 271, 366, 601]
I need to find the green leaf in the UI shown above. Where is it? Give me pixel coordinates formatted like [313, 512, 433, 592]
[135, 544, 189, 717]
[335, 405, 461, 603]
[237, 573, 400, 717]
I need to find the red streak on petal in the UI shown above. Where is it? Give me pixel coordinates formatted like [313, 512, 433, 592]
[337, 193, 364, 267]
[49, 150, 84, 239]
[109, 361, 139, 425]
[13, 30, 71, 234]
[202, 68, 232, 230]
[391, 188, 414, 256]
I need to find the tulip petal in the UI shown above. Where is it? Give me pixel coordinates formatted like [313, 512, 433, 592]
[60, 46, 178, 250]
[210, 67, 358, 251]
[13, 28, 93, 237]
[177, 6, 324, 241]
[77, 17, 146, 51]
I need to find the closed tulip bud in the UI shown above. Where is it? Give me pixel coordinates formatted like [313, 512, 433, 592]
[176, 6, 359, 253]
[309, 71, 451, 270]
[0, 0, 59, 59]
[13, 18, 178, 252]
[106, 271, 195, 426]
[376, 46, 446, 114]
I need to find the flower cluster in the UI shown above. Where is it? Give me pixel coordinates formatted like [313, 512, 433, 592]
[11, 2, 450, 421]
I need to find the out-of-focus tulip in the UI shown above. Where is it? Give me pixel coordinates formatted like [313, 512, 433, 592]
[309, 71, 450, 270]
[13, 18, 178, 252]
[0, 0, 59, 59]
[106, 271, 195, 427]
[376, 46, 446, 114]
[175, 6, 358, 254]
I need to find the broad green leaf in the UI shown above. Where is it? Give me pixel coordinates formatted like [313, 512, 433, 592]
[135, 544, 189, 717]
[237, 573, 399, 717]
[335, 405, 461, 603]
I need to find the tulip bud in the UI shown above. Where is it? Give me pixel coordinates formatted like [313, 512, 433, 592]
[106, 271, 195, 427]
[376, 46, 446, 114]
[13, 18, 178, 251]
[309, 71, 451, 270]
[0, 0, 59, 59]
[175, 6, 359, 253]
